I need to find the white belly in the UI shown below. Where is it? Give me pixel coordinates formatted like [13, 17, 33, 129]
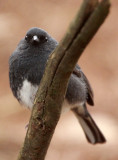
[18, 79, 38, 109]
[18, 79, 84, 111]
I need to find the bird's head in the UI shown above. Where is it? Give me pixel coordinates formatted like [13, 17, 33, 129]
[23, 27, 58, 56]
[25, 27, 49, 46]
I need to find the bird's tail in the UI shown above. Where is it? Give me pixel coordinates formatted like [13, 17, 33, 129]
[72, 107, 106, 144]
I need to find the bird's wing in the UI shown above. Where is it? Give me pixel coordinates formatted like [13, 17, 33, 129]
[73, 64, 94, 106]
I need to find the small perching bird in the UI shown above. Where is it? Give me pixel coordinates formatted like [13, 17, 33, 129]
[9, 27, 106, 144]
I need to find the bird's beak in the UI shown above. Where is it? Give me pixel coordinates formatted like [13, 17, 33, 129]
[32, 35, 39, 43]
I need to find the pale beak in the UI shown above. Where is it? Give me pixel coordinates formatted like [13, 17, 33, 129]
[33, 35, 39, 42]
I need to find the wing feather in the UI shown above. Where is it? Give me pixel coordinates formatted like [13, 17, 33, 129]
[73, 65, 94, 106]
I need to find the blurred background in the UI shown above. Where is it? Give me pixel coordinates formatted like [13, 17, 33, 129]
[0, 0, 118, 160]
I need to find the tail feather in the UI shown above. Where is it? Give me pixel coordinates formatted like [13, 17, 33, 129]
[72, 108, 106, 144]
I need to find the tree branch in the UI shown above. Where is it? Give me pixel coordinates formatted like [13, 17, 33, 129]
[18, 0, 110, 160]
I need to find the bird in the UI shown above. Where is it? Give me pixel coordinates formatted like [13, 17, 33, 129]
[9, 27, 106, 144]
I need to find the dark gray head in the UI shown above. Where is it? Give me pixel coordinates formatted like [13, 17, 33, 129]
[24, 27, 58, 50]
[25, 27, 49, 45]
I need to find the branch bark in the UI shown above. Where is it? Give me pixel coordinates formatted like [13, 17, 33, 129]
[18, 0, 110, 160]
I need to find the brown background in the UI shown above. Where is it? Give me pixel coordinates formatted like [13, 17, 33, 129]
[0, 0, 118, 160]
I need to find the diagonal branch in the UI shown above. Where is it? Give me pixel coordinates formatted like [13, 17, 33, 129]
[18, 0, 110, 160]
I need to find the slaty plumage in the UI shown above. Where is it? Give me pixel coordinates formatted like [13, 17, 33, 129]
[9, 27, 106, 144]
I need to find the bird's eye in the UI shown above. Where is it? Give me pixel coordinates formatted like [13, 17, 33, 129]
[40, 35, 48, 42]
[25, 35, 32, 41]
[25, 35, 28, 40]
